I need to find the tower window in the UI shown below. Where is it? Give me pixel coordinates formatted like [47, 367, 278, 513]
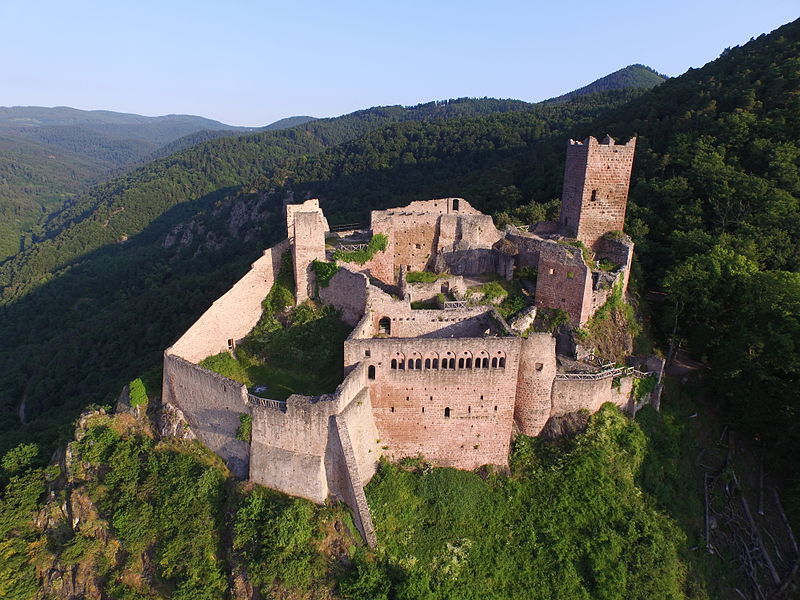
[590, 189, 597, 202]
[444, 407, 451, 418]
[452, 198, 460, 211]
[368, 365, 376, 379]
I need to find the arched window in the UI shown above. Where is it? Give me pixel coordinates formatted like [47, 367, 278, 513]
[432, 358, 439, 369]
[590, 189, 597, 202]
[499, 357, 506, 368]
[466, 358, 473, 369]
[482, 357, 489, 369]
[408, 359, 415, 370]
[444, 407, 451, 418]
[449, 358, 456, 369]
[391, 359, 397, 369]
[378, 317, 391, 335]
[458, 358, 465, 369]
[424, 358, 431, 369]
[491, 357, 498, 368]
[399, 360, 405, 370]
[368, 365, 376, 379]
[415, 358, 422, 370]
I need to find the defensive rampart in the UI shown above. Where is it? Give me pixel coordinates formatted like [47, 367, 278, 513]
[161, 353, 251, 477]
[169, 240, 289, 363]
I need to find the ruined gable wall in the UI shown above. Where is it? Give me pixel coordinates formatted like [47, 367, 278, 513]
[550, 376, 633, 418]
[162, 354, 251, 477]
[366, 291, 495, 339]
[319, 267, 369, 327]
[169, 240, 289, 363]
[505, 232, 547, 270]
[292, 211, 327, 304]
[596, 235, 634, 294]
[534, 243, 594, 325]
[559, 141, 589, 239]
[349, 337, 521, 469]
[513, 334, 557, 437]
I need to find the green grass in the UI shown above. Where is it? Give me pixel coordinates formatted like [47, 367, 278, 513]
[356, 405, 691, 599]
[406, 271, 445, 283]
[201, 302, 352, 400]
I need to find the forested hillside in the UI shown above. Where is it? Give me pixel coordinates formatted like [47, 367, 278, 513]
[0, 107, 256, 261]
[545, 63, 667, 103]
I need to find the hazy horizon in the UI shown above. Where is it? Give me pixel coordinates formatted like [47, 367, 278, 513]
[2, 0, 797, 127]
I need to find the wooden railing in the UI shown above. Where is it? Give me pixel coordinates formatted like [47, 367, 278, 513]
[555, 366, 653, 381]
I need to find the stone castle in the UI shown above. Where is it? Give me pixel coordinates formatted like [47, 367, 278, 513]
[162, 135, 656, 545]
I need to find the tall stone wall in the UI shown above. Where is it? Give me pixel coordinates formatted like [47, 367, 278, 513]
[292, 210, 327, 304]
[319, 267, 369, 327]
[249, 362, 380, 505]
[596, 234, 634, 294]
[534, 243, 594, 325]
[513, 334, 557, 436]
[169, 240, 289, 363]
[250, 393, 338, 504]
[559, 136, 636, 252]
[161, 353, 251, 477]
[550, 376, 633, 417]
[347, 336, 521, 469]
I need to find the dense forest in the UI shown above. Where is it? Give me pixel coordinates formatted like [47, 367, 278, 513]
[0, 17, 798, 599]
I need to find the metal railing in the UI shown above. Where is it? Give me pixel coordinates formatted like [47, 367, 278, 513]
[246, 394, 287, 411]
[329, 223, 367, 232]
[442, 300, 467, 310]
[555, 366, 653, 381]
[337, 243, 369, 252]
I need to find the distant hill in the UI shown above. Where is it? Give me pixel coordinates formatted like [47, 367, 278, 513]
[263, 115, 317, 130]
[545, 64, 667, 103]
[0, 107, 277, 261]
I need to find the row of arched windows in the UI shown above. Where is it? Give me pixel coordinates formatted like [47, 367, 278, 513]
[389, 353, 506, 370]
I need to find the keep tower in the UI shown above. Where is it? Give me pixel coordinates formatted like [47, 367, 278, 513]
[559, 135, 636, 252]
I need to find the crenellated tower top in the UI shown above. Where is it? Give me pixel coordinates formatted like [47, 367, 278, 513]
[559, 135, 636, 252]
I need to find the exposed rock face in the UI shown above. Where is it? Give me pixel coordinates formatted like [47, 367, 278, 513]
[539, 410, 591, 441]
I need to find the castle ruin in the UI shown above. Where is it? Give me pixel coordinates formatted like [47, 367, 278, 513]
[162, 135, 655, 546]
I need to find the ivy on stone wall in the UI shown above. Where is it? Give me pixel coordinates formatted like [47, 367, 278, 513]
[311, 260, 339, 288]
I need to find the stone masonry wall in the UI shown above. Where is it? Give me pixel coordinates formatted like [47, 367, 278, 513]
[162, 353, 251, 477]
[292, 210, 327, 304]
[559, 136, 636, 252]
[550, 376, 633, 417]
[596, 234, 634, 294]
[346, 336, 521, 469]
[169, 240, 289, 363]
[319, 267, 370, 327]
[513, 334, 558, 436]
[534, 243, 594, 325]
[250, 394, 338, 503]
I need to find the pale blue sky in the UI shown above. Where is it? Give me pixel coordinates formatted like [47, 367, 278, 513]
[1, 0, 797, 126]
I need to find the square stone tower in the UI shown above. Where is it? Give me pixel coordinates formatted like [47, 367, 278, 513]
[559, 135, 636, 252]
